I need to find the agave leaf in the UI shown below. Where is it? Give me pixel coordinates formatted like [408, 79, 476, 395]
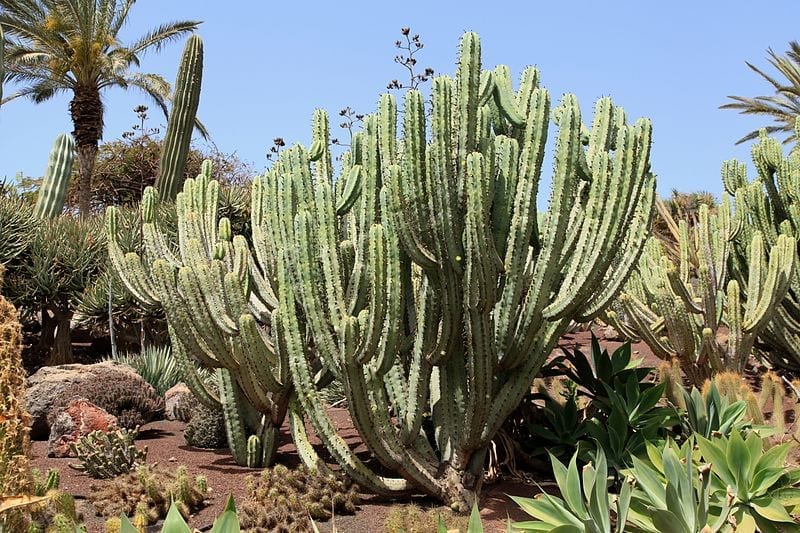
[210, 494, 240, 533]
[162, 500, 192, 533]
[119, 514, 138, 533]
[650, 509, 690, 533]
[750, 496, 795, 523]
[697, 435, 735, 489]
[467, 502, 484, 533]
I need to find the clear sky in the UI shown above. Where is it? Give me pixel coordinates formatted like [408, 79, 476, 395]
[1, 1, 799, 200]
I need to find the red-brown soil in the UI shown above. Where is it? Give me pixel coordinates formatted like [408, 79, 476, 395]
[28, 328, 800, 531]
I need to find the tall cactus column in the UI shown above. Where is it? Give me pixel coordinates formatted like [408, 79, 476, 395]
[33, 133, 75, 219]
[156, 34, 203, 201]
[273, 32, 656, 510]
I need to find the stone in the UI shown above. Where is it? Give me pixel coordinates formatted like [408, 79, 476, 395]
[25, 361, 138, 439]
[164, 383, 198, 422]
[47, 399, 118, 458]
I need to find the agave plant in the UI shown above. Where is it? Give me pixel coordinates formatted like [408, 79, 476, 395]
[511, 448, 631, 532]
[625, 439, 733, 532]
[679, 383, 750, 440]
[696, 431, 800, 531]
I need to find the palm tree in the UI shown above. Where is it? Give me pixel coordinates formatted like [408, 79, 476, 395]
[0, 0, 202, 215]
[722, 41, 800, 145]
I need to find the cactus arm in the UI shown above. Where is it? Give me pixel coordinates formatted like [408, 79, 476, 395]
[494, 88, 550, 363]
[217, 369, 249, 466]
[157, 35, 203, 201]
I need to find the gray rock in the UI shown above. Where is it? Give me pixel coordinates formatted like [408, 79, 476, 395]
[25, 361, 136, 439]
[164, 382, 198, 422]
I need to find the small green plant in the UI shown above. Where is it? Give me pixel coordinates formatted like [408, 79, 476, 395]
[69, 428, 147, 479]
[511, 448, 630, 532]
[547, 335, 652, 404]
[118, 494, 239, 533]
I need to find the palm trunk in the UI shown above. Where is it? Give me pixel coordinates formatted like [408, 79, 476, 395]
[70, 85, 103, 216]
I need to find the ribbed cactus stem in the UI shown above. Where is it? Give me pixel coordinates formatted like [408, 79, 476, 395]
[34, 134, 75, 219]
[156, 34, 203, 201]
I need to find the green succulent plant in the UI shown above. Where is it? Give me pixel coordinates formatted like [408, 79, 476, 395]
[624, 439, 733, 533]
[511, 448, 631, 533]
[680, 382, 750, 440]
[696, 431, 800, 531]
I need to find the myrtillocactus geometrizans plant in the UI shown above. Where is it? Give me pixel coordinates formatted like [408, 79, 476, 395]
[108, 32, 656, 509]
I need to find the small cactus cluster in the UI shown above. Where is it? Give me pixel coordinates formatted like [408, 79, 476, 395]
[383, 504, 470, 533]
[68, 428, 148, 479]
[86, 464, 208, 524]
[237, 464, 359, 531]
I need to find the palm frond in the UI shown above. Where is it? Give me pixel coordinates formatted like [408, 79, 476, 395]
[723, 41, 800, 144]
[126, 20, 200, 56]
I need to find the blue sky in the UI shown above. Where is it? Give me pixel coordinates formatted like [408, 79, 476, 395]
[1, 1, 799, 200]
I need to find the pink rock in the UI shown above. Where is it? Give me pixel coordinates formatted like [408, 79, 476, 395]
[47, 399, 118, 458]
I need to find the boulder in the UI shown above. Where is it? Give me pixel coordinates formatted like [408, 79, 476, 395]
[164, 383, 198, 422]
[47, 399, 118, 457]
[25, 361, 137, 439]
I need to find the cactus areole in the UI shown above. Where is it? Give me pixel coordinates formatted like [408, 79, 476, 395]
[108, 33, 656, 510]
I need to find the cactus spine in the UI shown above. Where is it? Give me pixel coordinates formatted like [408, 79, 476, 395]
[156, 34, 203, 201]
[33, 133, 75, 218]
[608, 197, 795, 385]
[273, 32, 655, 509]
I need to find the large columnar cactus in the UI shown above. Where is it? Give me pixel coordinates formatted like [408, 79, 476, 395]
[106, 164, 318, 468]
[269, 32, 656, 509]
[607, 198, 795, 385]
[156, 34, 203, 202]
[722, 123, 800, 371]
[33, 133, 75, 219]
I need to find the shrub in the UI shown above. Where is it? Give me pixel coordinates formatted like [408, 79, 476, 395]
[49, 372, 164, 429]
